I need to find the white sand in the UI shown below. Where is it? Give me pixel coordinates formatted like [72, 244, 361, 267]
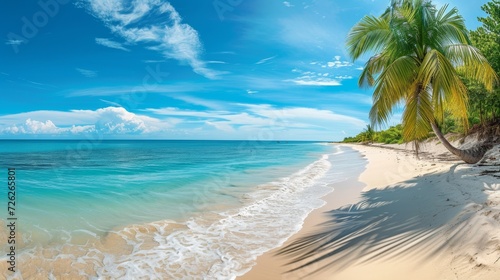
[240, 143, 500, 280]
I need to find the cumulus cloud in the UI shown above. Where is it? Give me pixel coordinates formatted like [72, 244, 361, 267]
[3, 119, 60, 134]
[95, 38, 130, 51]
[94, 107, 162, 133]
[0, 107, 176, 135]
[2, 118, 96, 135]
[83, 0, 222, 79]
[68, 125, 96, 134]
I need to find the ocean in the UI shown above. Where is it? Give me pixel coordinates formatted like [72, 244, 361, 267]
[0, 140, 365, 279]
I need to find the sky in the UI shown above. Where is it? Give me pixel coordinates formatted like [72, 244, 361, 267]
[0, 0, 490, 140]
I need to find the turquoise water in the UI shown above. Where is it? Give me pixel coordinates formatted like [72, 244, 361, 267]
[0, 140, 326, 235]
[0, 140, 364, 279]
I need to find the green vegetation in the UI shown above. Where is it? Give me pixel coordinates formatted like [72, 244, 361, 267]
[344, 0, 498, 163]
[343, 125, 374, 143]
[468, 0, 500, 126]
[343, 124, 404, 144]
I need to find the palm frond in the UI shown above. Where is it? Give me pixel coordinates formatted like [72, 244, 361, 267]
[417, 50, 468, 126]
[445, 44, 499, 91]
[346, 16, 391, 60]
[433, 5, 470, 46]
[359, 54, 386, 88]
[402, 85, 434, 142]
[369, 55, 418, 126]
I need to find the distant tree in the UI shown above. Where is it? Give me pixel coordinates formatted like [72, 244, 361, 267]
[375, 125, 404, 144]
[470, 0, 500, 73]
[361, 124, 375, 142]
[346, 0, 497, 163]
[468, 0, 500, 124]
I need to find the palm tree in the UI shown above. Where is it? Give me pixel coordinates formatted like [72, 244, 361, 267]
[363, 124, 375, 143]
[346, 0, 498, 163]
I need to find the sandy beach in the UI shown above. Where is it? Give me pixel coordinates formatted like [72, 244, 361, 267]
[241, 142, 500, 280]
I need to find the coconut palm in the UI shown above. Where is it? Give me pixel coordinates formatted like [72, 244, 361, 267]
[346, 0, 498, 163]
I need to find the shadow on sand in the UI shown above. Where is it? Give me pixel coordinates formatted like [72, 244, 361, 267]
[278, 164, 488, 277]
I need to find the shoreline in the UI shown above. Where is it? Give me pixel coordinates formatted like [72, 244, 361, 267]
[0, 142, 342, 279]
[240, 143, 500, 279]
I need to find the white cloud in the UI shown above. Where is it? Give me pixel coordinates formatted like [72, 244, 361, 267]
[147, 107, 278, 131]
[309, 57, 354, 69]
[3, 119, 60, 134]
[99, 99, 123, 107]
[327, 59, 353, 68]
[334, 75, 353, 80]
[246, 89, 258, 94]
[0, 107, 176, 135]
[256, 55, 277, 64]
[283, 1, 294, 7]
[143, 59, 166, 63]
[242, 104, 366, 128]
[84, 0, 223, 79]
[0, 110, 97, 126]
[286, 57, 355, 86]
[5, 39, 24, 45]
[286, 68, 342, 86]
[95, 38, 130, 51]
[94, 107, 161, 133]
[147, 102, 366, 132]
[288, 77, 341, 86]
[207, 61, 227, 64]
[205, 121, 234, 132]
[2, 118, 96, 135]
[68, 125, 96, 134]
[0, 103, 366, 140]
[76, 68, 98, 78]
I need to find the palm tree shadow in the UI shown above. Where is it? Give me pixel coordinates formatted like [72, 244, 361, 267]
[278, 164, 487, 277]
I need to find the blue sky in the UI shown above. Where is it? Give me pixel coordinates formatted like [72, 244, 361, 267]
[0, 0, 490, 140]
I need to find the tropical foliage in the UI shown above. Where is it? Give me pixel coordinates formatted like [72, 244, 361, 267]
[345, 0, 497, 163]
[342, 124, 404, 144]
[467, 0, 500, 125]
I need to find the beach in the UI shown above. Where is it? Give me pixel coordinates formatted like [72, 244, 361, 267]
[241, 142, 500, 279]
[1, 140, 499, 279]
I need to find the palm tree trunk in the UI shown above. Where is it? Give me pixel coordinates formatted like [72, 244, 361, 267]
[430, 121, 489, 164]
